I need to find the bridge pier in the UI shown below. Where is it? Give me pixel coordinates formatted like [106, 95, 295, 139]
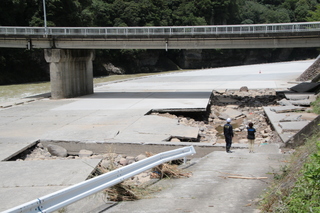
[44, 49, 94, 99]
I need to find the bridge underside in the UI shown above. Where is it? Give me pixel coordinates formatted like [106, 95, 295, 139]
[1, 33, 320, 99]
[1, 35, 320, 49]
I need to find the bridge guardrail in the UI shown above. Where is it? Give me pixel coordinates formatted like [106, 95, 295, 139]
[1, 22, 320, 37]
[2, 146, 196, 213]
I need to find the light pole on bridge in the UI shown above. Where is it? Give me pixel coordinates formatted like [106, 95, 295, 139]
[43, 0, 48, 36]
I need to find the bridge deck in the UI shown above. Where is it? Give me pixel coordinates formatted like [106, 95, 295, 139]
[1, 22, 320, 49]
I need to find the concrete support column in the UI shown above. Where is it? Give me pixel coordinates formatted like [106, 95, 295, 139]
[44, 49, 94, 99]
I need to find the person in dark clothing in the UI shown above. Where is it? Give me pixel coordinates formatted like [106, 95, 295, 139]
[224, 118, 234, 153]
[247, 122, 256, 153]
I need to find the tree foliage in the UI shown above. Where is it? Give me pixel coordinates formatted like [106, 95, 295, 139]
[1, 0, 320, 27]
[307, 4, 320, 21]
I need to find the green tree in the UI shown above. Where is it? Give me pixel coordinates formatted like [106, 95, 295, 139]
[258, 0, 283, 6]
[281, 0, 319, 22]
[295, 0, 311, 21]
[122, 1, 141, 26]
[212, 0, 239, 25]
[82, 0, 112, 26]
[139, 0, 172, 26]
[240, 1, 290, 24]
[29, 0, 93, 27]
[307, 4, 320, 21]
[194, 0, 214, 24]
[239, 1, 268, 24]
[111, 0, 129, 26]
[172, 1, 207, 25]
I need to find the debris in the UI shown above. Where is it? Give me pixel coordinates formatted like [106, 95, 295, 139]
[239, 86, 249, 92]
[227, 176, 268, 180]
[79, 149, 93, 158]
[270, 106, 307, 113]
[47, 144, 67, 157]
[105, 183, 140, 201]
[152, 163, 192, 179]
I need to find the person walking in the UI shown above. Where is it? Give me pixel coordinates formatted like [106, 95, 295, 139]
[247, 122, 256, 153]
[224, 118, 234, 153]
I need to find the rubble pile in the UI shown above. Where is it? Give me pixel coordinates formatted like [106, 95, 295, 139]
[207, 89, 280, 145]
[159, 88, 282, 145]
[14, 143, 188, 188]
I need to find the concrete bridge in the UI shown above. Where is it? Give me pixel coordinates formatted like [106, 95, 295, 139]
[1, 22, 320, 99]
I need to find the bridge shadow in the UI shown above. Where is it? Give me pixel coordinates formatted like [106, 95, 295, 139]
[84, 91, 212, 99]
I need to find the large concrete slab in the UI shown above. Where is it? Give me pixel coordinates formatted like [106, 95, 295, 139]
[0, 159, 101, 211]
[290, 99, 313, 106]
[264, 106, 299, 142]
[264, 106, 318, 143]
[279, 121, 311, 131]
[0, 141, 37, 161]
[280, 114, 302, 122]
[269, 105, 307, 113]
[289, 82, 320, 93]
[284, 93, 313, 100]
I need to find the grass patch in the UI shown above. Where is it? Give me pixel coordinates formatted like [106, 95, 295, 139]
[260, 96, 320, 213]
[259, 132, 320, 212]
[259, 95, 320, 212]
[284, 140, 320, 212]
[311, 95, 320, 114]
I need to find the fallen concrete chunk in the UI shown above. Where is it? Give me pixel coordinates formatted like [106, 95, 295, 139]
[279, 121, 310, 132]
[270, 106, 307, 113]
[135, 154, 147, 161]
[280, 115, 302, 122]
[219, 108, 243, 120]
[284, 94, 310, 100]
[277, 98, 293, 106]
[289, 100, 312, 106]
[289, 82, 320, 93]
[309, 95, 317, 102]
[170, 138, 181, 142]
[79, 149, 93, 158]
[239, 86, 249, 92]
[47, 144, 68, 157]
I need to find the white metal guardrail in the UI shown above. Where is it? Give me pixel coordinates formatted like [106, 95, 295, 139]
[0, 22, 320, 37]
[2, 146, 196, 213]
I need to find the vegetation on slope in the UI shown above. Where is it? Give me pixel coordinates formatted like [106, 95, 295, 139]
[260, 96, 320, 212]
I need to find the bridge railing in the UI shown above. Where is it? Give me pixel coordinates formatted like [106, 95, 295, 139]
[3, 146, 196, 213]
[1, 22, 320, 37]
